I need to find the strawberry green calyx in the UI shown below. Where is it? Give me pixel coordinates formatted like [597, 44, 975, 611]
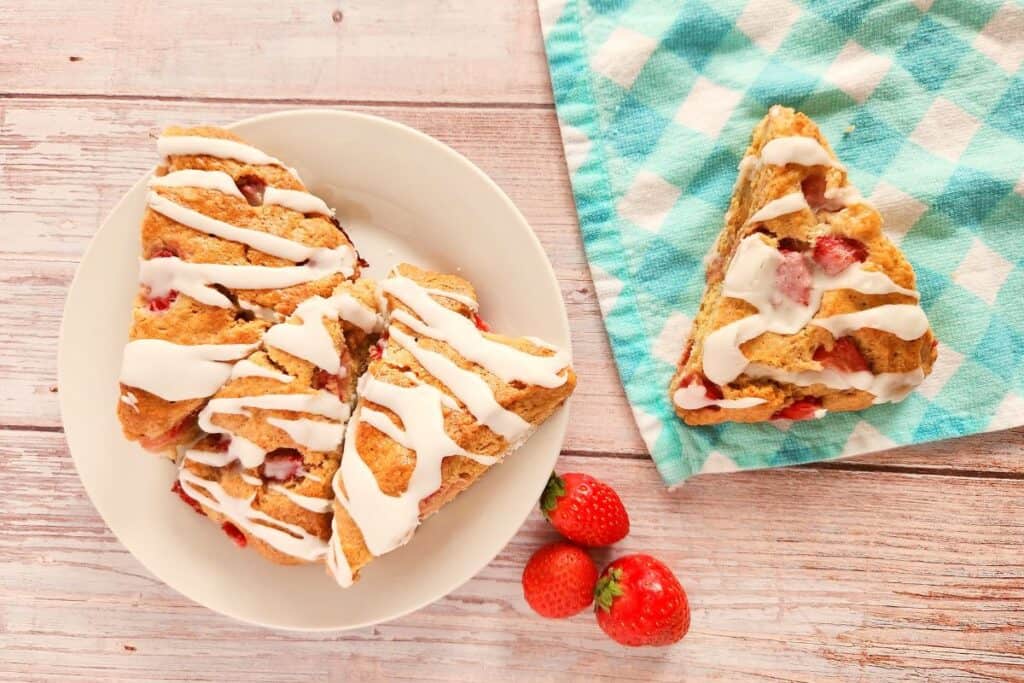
[594, 567, 624, 612]
[540, 472, 565, 519]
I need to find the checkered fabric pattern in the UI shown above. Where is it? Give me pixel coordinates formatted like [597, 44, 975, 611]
[538, 0, 1024, 486]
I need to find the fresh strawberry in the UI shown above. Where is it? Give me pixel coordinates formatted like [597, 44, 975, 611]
[812, 235, 867, 276]
[171, 480, 205, 516]
[472, 313, 490, 332]
[771, 397, 823, 421]
[522, 542, 598, 618]
[775, 250, 811, 305]
[263, 449, 304, 482]
[221, 522, 247, 547]
[595, 554, 690, 647]
[541, 472, 629, 547]
[813, 337, 868, 373]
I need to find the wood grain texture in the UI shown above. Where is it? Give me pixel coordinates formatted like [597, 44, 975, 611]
[0, 1, 553, 104]
[2, 432, 1023, 682]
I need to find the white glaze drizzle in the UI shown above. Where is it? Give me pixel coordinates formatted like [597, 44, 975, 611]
[157, 135, 287, 168]
[672, 382, 767, 410]
[120, 392, 140, 412]
[747, 192, 810, 223]
[183, 448, 236, 467]
[268, 483, 332, 514]
[421, 286, 480, 311]
[761, 136, 839, 168]
[138, 250, 354, 308]
[198, 391, 349, 468]
[333, 375, 496, 559]
[150, 169, 243, 198]
[698, 235, 925, 388]
[151, 169, 333, 216]
[147, 191, 351, 266]
[388, 325, 531, 441]
[230, 359, 293, 383]
[237, 299, 285, 323]
[240, 473, 264, 487]
[811, 305, 930, 341]
[382, 276, 570, 389]
[326, 512, 354, 587]
[744, 364, 926, 405]
[266, 416, 344, 451]
[178, 469, 327, 561]
[120, 340, 258, 401]
[262, 293, 381, 374]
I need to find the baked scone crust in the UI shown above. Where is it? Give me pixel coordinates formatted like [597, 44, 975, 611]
[671, 107, 936, 426]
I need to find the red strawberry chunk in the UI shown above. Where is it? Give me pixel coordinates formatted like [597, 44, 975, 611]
[171, 480, 205, 516]
[813, 337, 869, 373]
[813, 236, 868, 276]
[472, 313, 490, 332]
[151, 247, 178, 258]
[221, 522, 247, 547]
[682, 373, 723, 400]
[775, 250, 812, 305]
[147, 290, 178, 312]
[235, 175, 266, 206]
[263, 449, 304, 482]
[771, 397, 823, 421]
[801, 174, 827, 209]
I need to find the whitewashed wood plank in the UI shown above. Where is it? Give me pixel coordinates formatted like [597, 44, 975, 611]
[0, 0, 553, 104]
[2, 433, 1022, 681]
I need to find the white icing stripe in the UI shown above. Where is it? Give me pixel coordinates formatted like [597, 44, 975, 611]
[120, 392, 140, 412]
[263, 187, 333, 216]
[184, 448, 235, 467]
[761, 136, 838, 168]
[326, 509, 354, 588]
[268, 483, 332, 514]
[230, 359, 293, 383]
[672, 383, 766, 410]
[811, 305, 929, 341]
[178, 469, 327, 561]
[157, 135, 287, 168]
[263, 293, 382, 373]
[382, 275, 570, 389]
[702, 236, 925, 386]
[744, 364, 926, 405]
[388, 325, 531, 441]
[747, 192, 809, 223]
[240, 473, 264, 487]
[333, 375, 496, 559]
[147, 191, 342, 264]
[138, 251, 354, 308]
[238, 299, 284, 323]
[267, 417, 344, 452]
[198, 391, 349, 468]
[150, 169, 244, 198]
[120, 340, 257, 401]
[421, 286, 479, 311]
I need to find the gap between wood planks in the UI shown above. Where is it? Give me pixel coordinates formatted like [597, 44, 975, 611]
[0, 91, 555, 110]
[5, 423, 1020, 481]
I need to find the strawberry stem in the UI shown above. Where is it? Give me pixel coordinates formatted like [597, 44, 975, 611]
[594, 567, 624, 613]
[539, 472, 565, 518]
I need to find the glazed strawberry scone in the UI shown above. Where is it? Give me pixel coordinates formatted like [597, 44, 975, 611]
[670, 106, 936, 426]
[326, 264, 576, 586]
[177, 279, 383, 564]
[118, 126, 361, 455]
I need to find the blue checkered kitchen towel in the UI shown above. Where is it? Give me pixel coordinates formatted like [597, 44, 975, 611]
[538, 0, 1024, 486]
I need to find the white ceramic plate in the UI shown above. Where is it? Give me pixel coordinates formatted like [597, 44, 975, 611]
[59, 109, 571, 631]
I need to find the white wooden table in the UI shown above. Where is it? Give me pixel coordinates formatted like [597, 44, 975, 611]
[2, 2, 1022, 680]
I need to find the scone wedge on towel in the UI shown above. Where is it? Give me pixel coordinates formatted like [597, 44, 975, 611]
[326, 264, 576, 587]
[670, 106, 936, 426]
[117, 126, 360, 456]
[177, 279, 382, 564]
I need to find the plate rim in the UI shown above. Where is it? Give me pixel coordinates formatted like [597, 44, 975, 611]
[58, 107, 572, 631]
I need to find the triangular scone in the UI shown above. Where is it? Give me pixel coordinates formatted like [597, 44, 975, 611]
[118, 126, 362, 455]
[670, 106, 936, 426]
[176, 279, 382, 565]
[326, 264, 576, 586]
